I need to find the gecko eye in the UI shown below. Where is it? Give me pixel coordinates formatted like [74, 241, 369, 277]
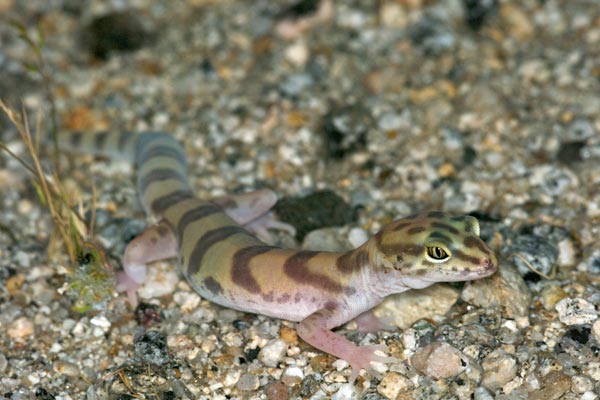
[425, 246, 450, 262]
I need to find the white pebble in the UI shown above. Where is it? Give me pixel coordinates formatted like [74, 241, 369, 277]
[348, 227, 369, 247]
[281, 366, 304, 386]
[331, 383, 358, 400]
[555, 297, 597, 325]
[258, 339, 287, 367]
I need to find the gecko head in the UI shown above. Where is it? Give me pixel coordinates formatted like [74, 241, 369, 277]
[373, 212, 497, 288]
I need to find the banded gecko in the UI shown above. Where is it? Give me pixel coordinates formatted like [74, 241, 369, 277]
[59, 130, 498, 382]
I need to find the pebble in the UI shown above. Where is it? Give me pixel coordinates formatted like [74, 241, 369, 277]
[539, 284, 567, 311]
[528, 371, 571, 400]
[480, 349, 518, 391]
[374, 283, 459, 329]
[411, 342, 466, 380]
[592, 319, 600, 343]
[571, 375, 594, 394]
[331, 384, 358, 400]
[281, 366, 304, 386]
[461, 264, 531, 318]
[53, 360, 80, 377]
[236, 373, 260, 391]
[265, 380, 289, 400]
[377, 372, 411, 399]
[133, 330, 170, 366]
[0, 352, 7, 372]
[259, 339, 287, 368]
[7, 317, 34, 339]
[504, 233, 558, 278]
[321, 105, 370, 159]
[275, 190, 355, 241]
[83, 10, 152, 60]
[555, 298, 598, 325]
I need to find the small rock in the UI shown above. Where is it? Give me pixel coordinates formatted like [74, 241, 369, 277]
[539, 284, 567, 311]
[265, 380, 289, 400]
[505, 234, 558, 278]
[84, 11, 153, 60]
[7, 317, 34, 339]
[374, 283, 459, 329]
[592, 319, 600, 343]
[321, 105, 370, 159]
[461, 263, 531, 318]
[481, 348, 518, 391]
[463, 0, 498, 31]
[331, 384, 358, 400]
[303, 227, 352, 252]
[567, 118, 596, 140]
[134, 330, 170, 366]
[259, 339, 287, 367]
[411, 342, 466, 380]
[528, 371, 571, 400]
[377, 372, 412, 399]
[236, 373, 260, 391]
[571, 375, 594, 394]
[53, 360, 80, 377]
[0, 352, 7, 372]
[555, 298, 597, 325]
[275, 190, 355, 241]
[281, 366, 304, 386]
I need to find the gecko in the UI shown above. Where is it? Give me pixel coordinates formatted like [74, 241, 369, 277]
[59, 130, 498, 382]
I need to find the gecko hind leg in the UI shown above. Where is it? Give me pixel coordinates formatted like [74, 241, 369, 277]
[213, 188, 296, 242]
[117, 220, 178, 306]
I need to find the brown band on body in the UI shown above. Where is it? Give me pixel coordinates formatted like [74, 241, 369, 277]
[284, 250, 344, 293]
[150, 189, 194, 214]
[336, 249, 368, 274]
[137, 145, 186, 167]
[186, 226, 247, 275]
[176, 203, 223, 240]
[138, 167, 188, 194]
[203, 276, 224, 296]
[231, 245, 275, 294]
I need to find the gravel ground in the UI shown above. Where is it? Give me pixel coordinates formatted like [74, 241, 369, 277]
[1, 0, 599, 399]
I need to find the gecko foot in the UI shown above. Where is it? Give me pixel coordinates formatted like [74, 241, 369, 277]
[345, 344, 398, 383]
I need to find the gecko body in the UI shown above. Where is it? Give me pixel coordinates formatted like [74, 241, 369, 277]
[60, 130, 497, 382]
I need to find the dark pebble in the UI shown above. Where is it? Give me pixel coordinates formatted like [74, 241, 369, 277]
[321, 105, 370, 159]
[134, 330, 170, 366]
[556, 141, 586, 164]
[274, 189, 355, 240]
[84, 11, 153, 60]
[463, 0, 498, 31]
[503, 233, 558, 277]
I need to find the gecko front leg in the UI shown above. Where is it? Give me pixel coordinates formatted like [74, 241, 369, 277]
[117, 220, 178, 306]
[296, 303, 397, 382]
